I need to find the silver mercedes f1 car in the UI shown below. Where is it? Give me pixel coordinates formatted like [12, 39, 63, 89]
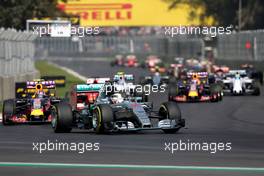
[51, 78, 185, 134]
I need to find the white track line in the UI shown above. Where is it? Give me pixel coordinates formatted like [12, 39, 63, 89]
[48, 62, 88, 81]
[0, 162, 263, 172]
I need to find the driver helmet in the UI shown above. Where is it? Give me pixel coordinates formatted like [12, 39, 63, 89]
[235, 72, 240, 79]
[117, 76, 125, 85]
[110, 93, 124, 104]
[155, 66, 160, 73]
[36, 91, 44, 98]
[154, 71, 160, 76]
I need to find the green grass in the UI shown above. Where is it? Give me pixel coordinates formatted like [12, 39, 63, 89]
[35, 60, 83, 98]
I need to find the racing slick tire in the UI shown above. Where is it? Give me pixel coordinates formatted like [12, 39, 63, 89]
[168, 77, 177, 85]
[93, 104, 114, 134]
[252, 82, 261, 96]
[2, 99, 15, 125]
[139, 76, 153, 85]
[210, 84, 222, 102]
[259, 71, 263, 85]
[52, 102, 73, 133]
[159, 101, 184, 134]
[110, 61, 115, 67]
[252, 71, 263, 85]
[63, 91, 70, 102]
[168, 85, 178, 101]
[138, 76, 145, 85]
[140, 63, 146, 68]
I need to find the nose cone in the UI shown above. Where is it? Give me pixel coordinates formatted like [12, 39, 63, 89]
[188, 90, 198, 97]
[233, 79, 243, 94]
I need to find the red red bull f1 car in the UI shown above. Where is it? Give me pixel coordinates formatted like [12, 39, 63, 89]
[168, 72, 223, 102]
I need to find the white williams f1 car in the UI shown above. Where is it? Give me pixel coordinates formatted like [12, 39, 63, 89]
[222, 70, 260, 96]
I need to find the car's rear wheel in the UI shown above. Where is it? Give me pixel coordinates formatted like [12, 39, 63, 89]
[159, 101, 184, 134]
[63, 91, 70, 102]
[252, 82, 261, 96]
[2, 100, 15, 125]
[138, 76, 145, 85]
[210, 84, 222, 102]
[168, 77, 177, 85]
[253, 87, 260, 96]
[93, 104, 114, 134]
[52, 102, 73, 133]
[168, 85, 178, 101]
[110, 61, 115, 67]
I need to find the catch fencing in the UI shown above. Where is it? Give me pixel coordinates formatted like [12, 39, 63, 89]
[35, 35, 204, 61]
[0, 28, 39, 101]
[36, 30, 264, 63]
[217, 30, 264, 61]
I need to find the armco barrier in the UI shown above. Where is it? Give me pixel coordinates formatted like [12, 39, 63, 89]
[0, 28, 39, 102]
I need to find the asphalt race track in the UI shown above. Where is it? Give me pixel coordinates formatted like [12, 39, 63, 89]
[1, 59, 264, 176]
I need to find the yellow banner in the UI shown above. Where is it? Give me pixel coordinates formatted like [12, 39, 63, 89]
[58, 0, 212, 26]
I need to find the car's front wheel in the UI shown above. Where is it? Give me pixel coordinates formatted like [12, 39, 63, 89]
[168, 85, 178, 101]
[252, 82, 261, 96]
[2, 99, 15, 125]
[159, 101, 184, 134]
[93, 104, 114, 134]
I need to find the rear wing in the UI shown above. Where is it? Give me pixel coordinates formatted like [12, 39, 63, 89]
[126, 55, 137, 59]
[228, 70, 247, 75]
[41, 75, 66, 87]
[187, 72, 208, 79]
[225, 70, 247, 79]
[113, 74, 134, 81]
[76, 84, 104, 92]
[24, 80, 56, 96]
[170, 64, 183, 68]
[213, 65, 230, 73]
[26, 80, 56, 89]
[86, 78, 110, 84]
[76, 78, 110, 93]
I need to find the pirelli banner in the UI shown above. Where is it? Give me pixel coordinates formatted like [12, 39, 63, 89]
[41, 76, 66, 87]
[57, 0, 212, 26]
